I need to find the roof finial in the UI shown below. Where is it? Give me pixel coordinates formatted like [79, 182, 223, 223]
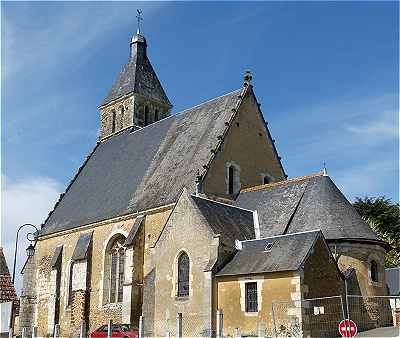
[136, 9, 143, 35]
[323, 162, 328, 176]
[243, 70, 252, 86]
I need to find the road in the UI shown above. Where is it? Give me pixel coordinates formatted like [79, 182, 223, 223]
[357, 326, 400, 337]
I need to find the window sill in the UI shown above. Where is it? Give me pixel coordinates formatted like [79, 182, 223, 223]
[175, 296, 190, 302]
[102, 302, 123, 310]
[244, 311, 259, 317]
[369, 280, 382, 287]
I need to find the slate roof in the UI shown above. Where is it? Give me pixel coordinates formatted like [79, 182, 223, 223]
[124, 216, 144, 246]
[216, 230, 321, 276]
[71, 232, 93, 261]
[0, 248, 18, 305]
[234, 173, 381, 244]
[42, 88, 244, 236]
[101, 34, 171, 107]
[50, 246, 63, 268]
[191, 195, 255, 247]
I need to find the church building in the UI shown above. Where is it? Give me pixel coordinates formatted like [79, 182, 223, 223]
[18, 27, 389, 338]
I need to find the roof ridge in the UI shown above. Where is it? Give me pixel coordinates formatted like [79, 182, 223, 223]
[191, 194, 254, 214]
[241, 172, 324, 193]
[174, 87, 242, 116]
[100, 88, 243, 143]
[240, 229, 321, 243]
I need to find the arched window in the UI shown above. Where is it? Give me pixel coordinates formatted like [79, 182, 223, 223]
[144, 106, 149, 125]
[111, 110, 116, 133]
[104, 236, 126, 304]
[263, 175, 270, 185]
[177, 252, 189, 297]
[370, 260, 378, 282]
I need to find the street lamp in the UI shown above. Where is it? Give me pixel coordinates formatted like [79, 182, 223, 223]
[12, 223, 39, 283]
[26, 243, 35, 258]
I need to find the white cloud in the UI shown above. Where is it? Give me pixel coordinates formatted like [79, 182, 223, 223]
[334, 158, 398, 202]
[3, 3, 166, 82]
[0, 175, 62, 294]
[345, 110, 399, 142]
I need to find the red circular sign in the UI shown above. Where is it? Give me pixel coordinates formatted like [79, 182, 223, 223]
[339, 319, 358, 337]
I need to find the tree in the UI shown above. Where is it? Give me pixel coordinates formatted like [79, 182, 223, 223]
[353, 196, 400, 268]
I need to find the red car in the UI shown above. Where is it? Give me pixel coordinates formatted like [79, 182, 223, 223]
[90, 324, 139, 338]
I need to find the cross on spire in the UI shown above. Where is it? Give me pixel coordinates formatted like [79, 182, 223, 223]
[136, 9, 143, 35]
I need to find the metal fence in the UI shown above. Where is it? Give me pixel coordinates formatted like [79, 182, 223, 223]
[347, 295, 400, 333]
[271, 296, 345, 338]
[150, 314, 212, 338]
[30, 295, 399, 338]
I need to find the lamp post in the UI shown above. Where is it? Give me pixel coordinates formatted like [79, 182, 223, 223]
[12, 223, 39, 283]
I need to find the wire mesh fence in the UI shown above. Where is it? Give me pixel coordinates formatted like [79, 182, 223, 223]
[347, 295, 400, 333]
[271, 296, 345, 338]
[151, 314, 211, 338]
[142, 295, 400, 337]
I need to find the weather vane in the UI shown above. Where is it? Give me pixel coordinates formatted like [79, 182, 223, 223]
[136, 9, 143, 34]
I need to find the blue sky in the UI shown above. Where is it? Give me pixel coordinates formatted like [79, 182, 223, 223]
[1, 2, 398, 291]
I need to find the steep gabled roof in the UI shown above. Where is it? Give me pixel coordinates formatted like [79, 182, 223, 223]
[101, 34, 171, 107]
[191, 195, 255, 247]
[0, 248, 18, 304]
[42, 88, 244, 236]
[216, 230, 321, 276]
[234, 173, 382, 244]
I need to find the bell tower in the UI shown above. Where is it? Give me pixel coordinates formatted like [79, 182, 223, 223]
[99, 25, 172, 140]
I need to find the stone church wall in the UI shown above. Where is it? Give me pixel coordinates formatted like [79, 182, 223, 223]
[203, 91, 285, 200]
[19, 255, 37, 337]
[148, 191, 218, 337]
[216, 272, 298, 337]
[302, 238, 344, 299]
[32, 204, 173, 337]
[33, 216, 135, 337]
[332, 242, 387, 296]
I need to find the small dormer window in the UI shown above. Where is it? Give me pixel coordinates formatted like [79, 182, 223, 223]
[264, 242, 274, 252]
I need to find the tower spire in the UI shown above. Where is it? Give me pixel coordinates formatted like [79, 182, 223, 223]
[136, 9, 143, 35]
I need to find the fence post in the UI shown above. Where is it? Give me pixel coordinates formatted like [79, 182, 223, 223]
[345, 279, 350, 320]
[32, 327, 37, 338]
[258, 321, 265, 338]
[107, 320, 112, 338]
[234, 327, 241, 338]
[22, 327, 27, 338]
[138, 316, 144, 338]
[216, 309, 223, 338]
[340, 296, 346, 322]
[53, 324, 60, 338]
[176, 313, 182, 338]
[271, 301, 278, 338]
[80, 321, 86, 338]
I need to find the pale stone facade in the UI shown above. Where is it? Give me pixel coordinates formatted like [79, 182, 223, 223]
[17, 28, 388, 338]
